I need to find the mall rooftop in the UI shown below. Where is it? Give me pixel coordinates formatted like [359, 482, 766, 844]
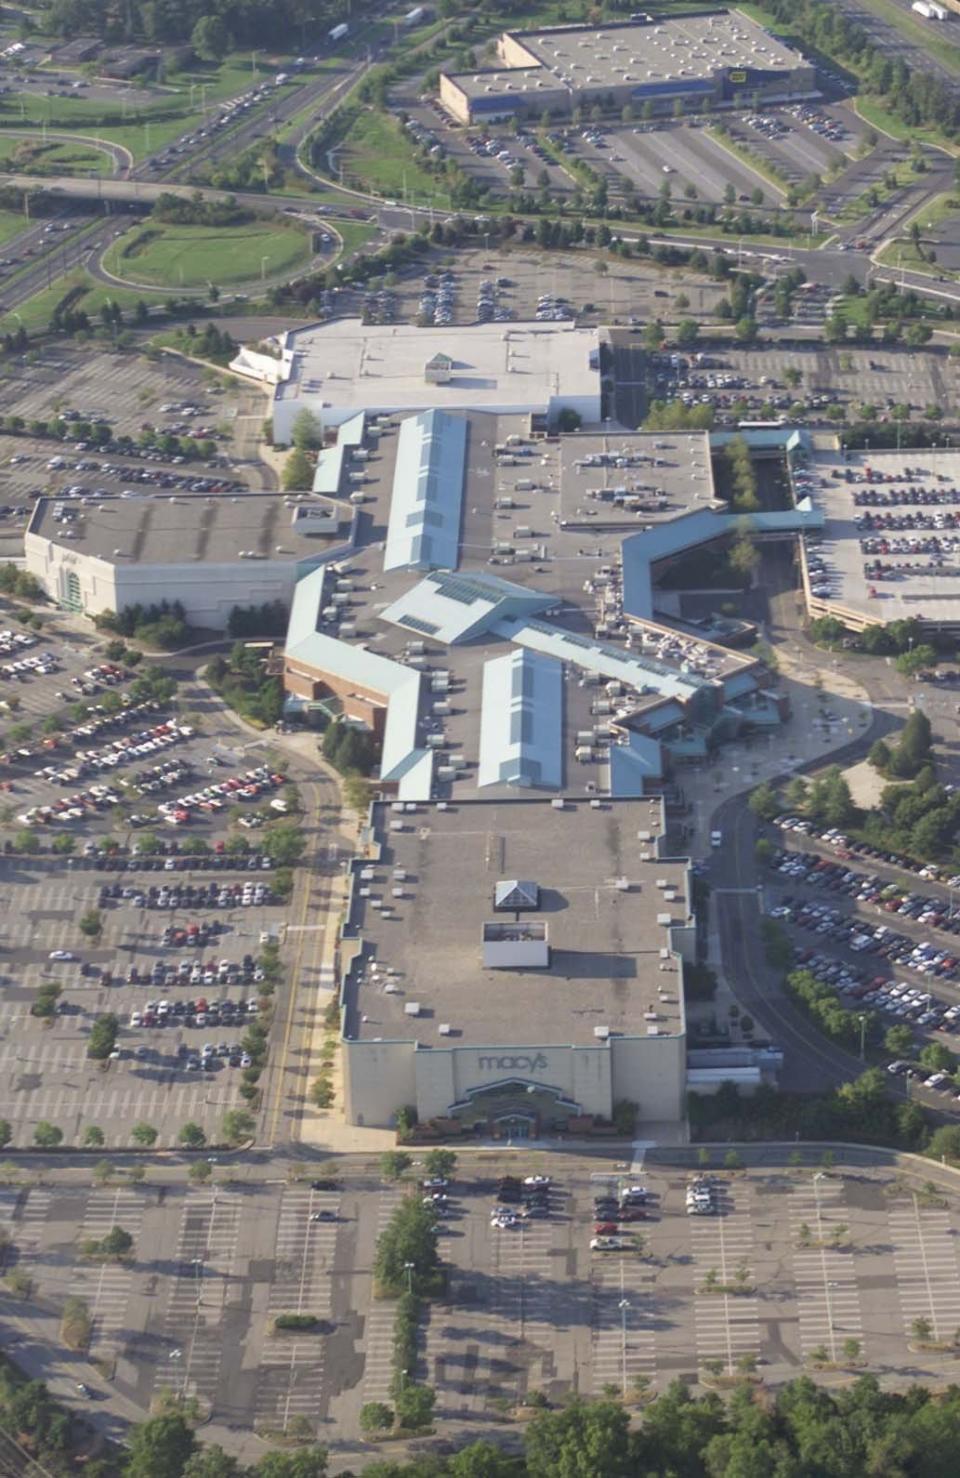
[342, 798, 691, 1048]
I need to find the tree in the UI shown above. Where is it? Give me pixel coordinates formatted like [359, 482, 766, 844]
[182, 1447, 243, 1478]
[130, 1121, 157, 1147]
[179, 1122, 207, 1149]
[912, 1315, 933, 1343]
[423, 1148, 457, 1179]
[884, 1024, 915, 1059]
[395, 1383, 436, 1430]
[82, 1125, 105, 1147]
[525, 1400, 631, 1478]
[380, 1150, 412, 1181]
[282, 446, 313, 491]
[895, 644, 937, 678]
[291, 408, 322, 451]
[729, 531, 759, 581]
[189, 1160, 213, 1185]
[261, 824, 306, 867]
[748, 782, 779, 822]
[125, 1413, 196, 1478]
[253, 1448, 328, 1478]
[191, 14, 229, 61]
[358, 1402, 393, 1434]
[927, 1124, 960, 1162]
[34, 1121, 62, 1148]
[0, 1120, 10, 1151]
[78, 908, 103, 940]
[100, 1225, 133, 1257]
[221, 1109, 254, 1145]
[675, 318, 700, 348]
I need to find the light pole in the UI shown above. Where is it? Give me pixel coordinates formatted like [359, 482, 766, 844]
[403, 1260, 415, 1294]
[857, 1012, 867, 1061]
[261, 255, 271, 283]
[618, 1298, 630, 1396]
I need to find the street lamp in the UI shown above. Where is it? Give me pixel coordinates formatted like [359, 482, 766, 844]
[261, 255, 271, 283]
[618, 1298, 630, 1396]
[403, 1260, 415, 1294]
[857, 1012, 867, 1061]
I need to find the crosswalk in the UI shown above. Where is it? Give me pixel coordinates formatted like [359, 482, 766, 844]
[691, 1187, 759, 1374]
[889, 1197, 960, 1346]
[254, 1185, 339, 1430]
[360, 1189, 404, 1407]
[789, 1180, 862, 1362]
[72, 1188, 145, 1364]
[163, 1191, 241, 1413]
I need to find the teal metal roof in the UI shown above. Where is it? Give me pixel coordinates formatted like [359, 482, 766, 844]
[495, 616, 698, 701]
[478, 648, 563, 789]
[311, 412, 368, 496]
[285, 567, 432, 797]
[609, 733, 663, 795]
[380, 569, 554, 645]
[384, 409, 467, 572]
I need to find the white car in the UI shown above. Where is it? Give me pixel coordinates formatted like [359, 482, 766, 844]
[48, 950, 76, 962]
[590, 1236, 626, 1251]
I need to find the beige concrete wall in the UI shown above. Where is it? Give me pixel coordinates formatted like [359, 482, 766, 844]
[342, 1038, 417, 1127]
[439, 72, 471, 123]
[611, 1032, 686, 1122]
[497, 31, 541, 67]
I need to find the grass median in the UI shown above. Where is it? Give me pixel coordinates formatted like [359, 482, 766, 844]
[102, 220, 311, 289]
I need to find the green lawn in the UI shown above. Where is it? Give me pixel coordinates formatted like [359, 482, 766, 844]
[0, 208, 30, 248]
[0, 135, 112, 176]
[340, 108, 451, 206]
[102, 220, 312, 288]
[852, 96, 959, 154]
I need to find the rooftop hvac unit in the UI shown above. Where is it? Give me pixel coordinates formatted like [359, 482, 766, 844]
[616, 878, 631, 892]
[551, 798, 567, 810]
[657, 912, 673, 926]
[404, 1001, 421, 1016]
[438, 1023, 452, 1036]
[594, 1025, 610, 1040]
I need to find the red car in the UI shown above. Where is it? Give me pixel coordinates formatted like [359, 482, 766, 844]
[594, 1221, 619, 1236]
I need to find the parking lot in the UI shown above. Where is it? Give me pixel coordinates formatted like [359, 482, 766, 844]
[424, 100, 872, 220]
[0, 347, 267, 556]
[5, 1155, 959, 1443]
[338, 245, 726, 338]
[634, 339, 960, 431]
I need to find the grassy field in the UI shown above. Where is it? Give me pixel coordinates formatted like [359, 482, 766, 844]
[0, 208, 30, 248]
[875, 192, 960, 273]
[339, 108, 451, 206]
[102, 220, 312, 288]
[0, 135, 112, 176]
[852, 96, 959, 154]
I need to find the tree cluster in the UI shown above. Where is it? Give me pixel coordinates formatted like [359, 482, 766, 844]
[153, 191, 250, 229]
[205, 642, 284, 727]
[173, 322, 237, 368]
[95, 599, 191, 650]
[226, 601, 289, 639]
[374, 1193, 440, 1297]
[869, 709, 934, 780]
[321, 717, 377, 779]
[722, 435, 760, 513]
